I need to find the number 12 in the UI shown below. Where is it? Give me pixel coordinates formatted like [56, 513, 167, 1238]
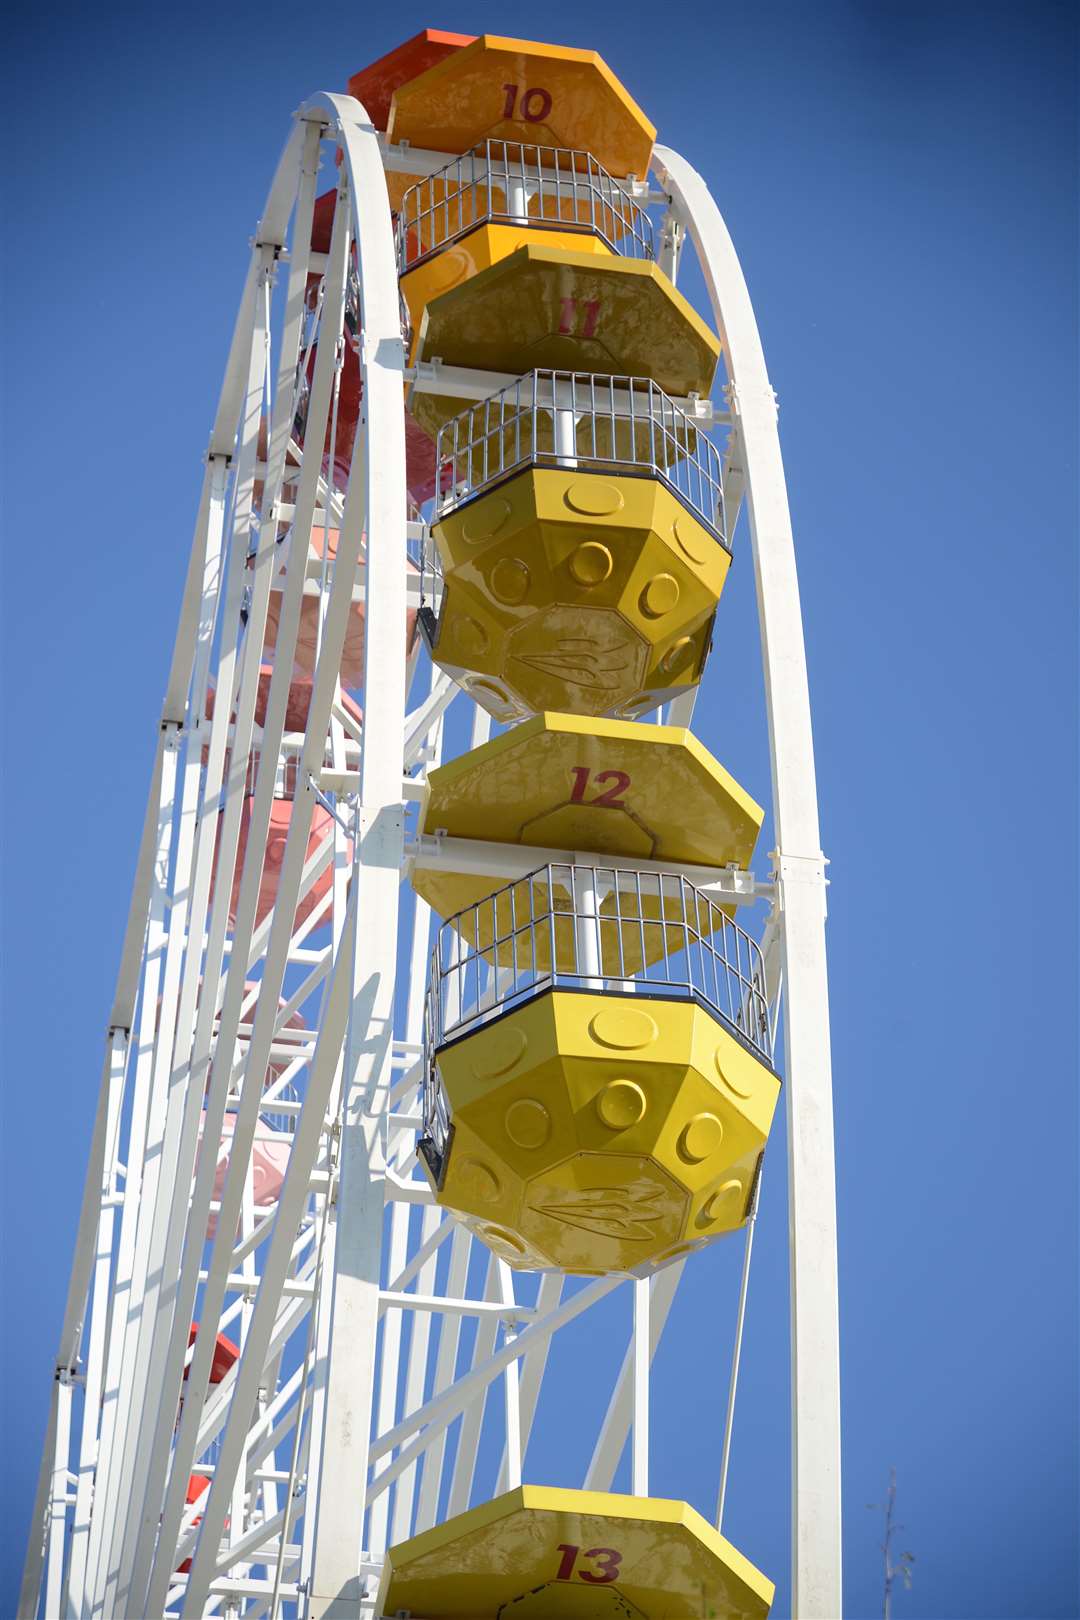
[569, 766, 632, 807]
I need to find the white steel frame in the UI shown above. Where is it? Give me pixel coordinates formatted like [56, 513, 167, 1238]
[19, 94, 839, 1620]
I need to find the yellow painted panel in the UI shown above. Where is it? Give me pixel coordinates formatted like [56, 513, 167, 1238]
[517, 1147, 690, 1274]
[412, 712, 762, 928]
[691, 1017, 780, 1140]
[387, 36, 656, 178]
[422, 712, 760, 856]
[550, 999, 776, 1160]
[428, 994, 779, 1275]
[401, 223, 612, 363]
[379, 1485, 774, 1618]
[430, 469, 729, 721]
[410, 245, 721, 436]
[429, 1114, 532, 1263]
[437, 468, 728, 590]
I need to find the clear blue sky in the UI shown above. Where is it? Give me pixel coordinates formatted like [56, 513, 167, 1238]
[2, 3, 1076, 1617]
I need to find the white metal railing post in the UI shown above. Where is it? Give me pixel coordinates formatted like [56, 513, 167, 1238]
[506, 171, 529, 224]
[574, 866, 604, 987]
[554, 405, 577, 469]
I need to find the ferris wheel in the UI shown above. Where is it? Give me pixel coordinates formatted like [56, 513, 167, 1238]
[19, 30, 841, 1620]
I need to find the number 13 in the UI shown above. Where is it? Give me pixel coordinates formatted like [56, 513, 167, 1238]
[555, 1542, 623, 1583]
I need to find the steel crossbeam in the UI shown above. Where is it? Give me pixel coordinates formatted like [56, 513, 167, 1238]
[408, 832, 769, 904]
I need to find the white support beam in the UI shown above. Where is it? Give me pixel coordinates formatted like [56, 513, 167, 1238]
[382, 1210, 451, 1301]
[413, 1225, 472, 1535]
[179, 903, 355, 1615]
[652, 143, 841, 1620]
[585, 1262, 684, 1493]
[631, 1278, 650, 1496]
[302, 91, 408, 1620]
[376, 1291, 535, 1321]
[44, 1378, 72, 1620]
[497, 1264, 522, 1493]
[64, 1029, 128, 1619]
[88, 729, 180, 1617]
[495, 1273, 564, 1495]
[409, 833, 769, 907]
[19, 1386, 57, 1620]
[367, 1274, 624, 1505]
[108, 256, 264, 1611]
[403, 672, 458, 770]
[446, 1256, 500, 1519]
[145, 113, 347, 1620]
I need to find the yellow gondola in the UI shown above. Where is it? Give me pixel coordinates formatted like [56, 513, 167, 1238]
[409, 244, 720, 436]
[423, 972, 779, 1275]
[387, 35, 656, 180]
[427, 437, 730, 721]
[411, 712, 763, 928]
[377, 1486, 774, 1618]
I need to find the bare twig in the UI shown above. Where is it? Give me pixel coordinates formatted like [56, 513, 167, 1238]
[868, 1467, 915, 1618]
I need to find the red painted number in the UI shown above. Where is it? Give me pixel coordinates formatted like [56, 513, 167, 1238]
[502, 83, 554, 121]
[555, 1543, 579, 1581]
[558, 296, 601, 339]
[569, 766, 632, 808]
[581, 1547, 623, 1584]
[554, 1544, 624, 1584]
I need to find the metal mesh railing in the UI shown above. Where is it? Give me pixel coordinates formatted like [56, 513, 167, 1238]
[397, 140, 653, 273]
[432, 370, 728, 548]
[421, 862, 772, 1164]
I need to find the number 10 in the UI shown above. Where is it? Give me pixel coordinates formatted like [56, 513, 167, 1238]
[502, 83, 553, 121]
